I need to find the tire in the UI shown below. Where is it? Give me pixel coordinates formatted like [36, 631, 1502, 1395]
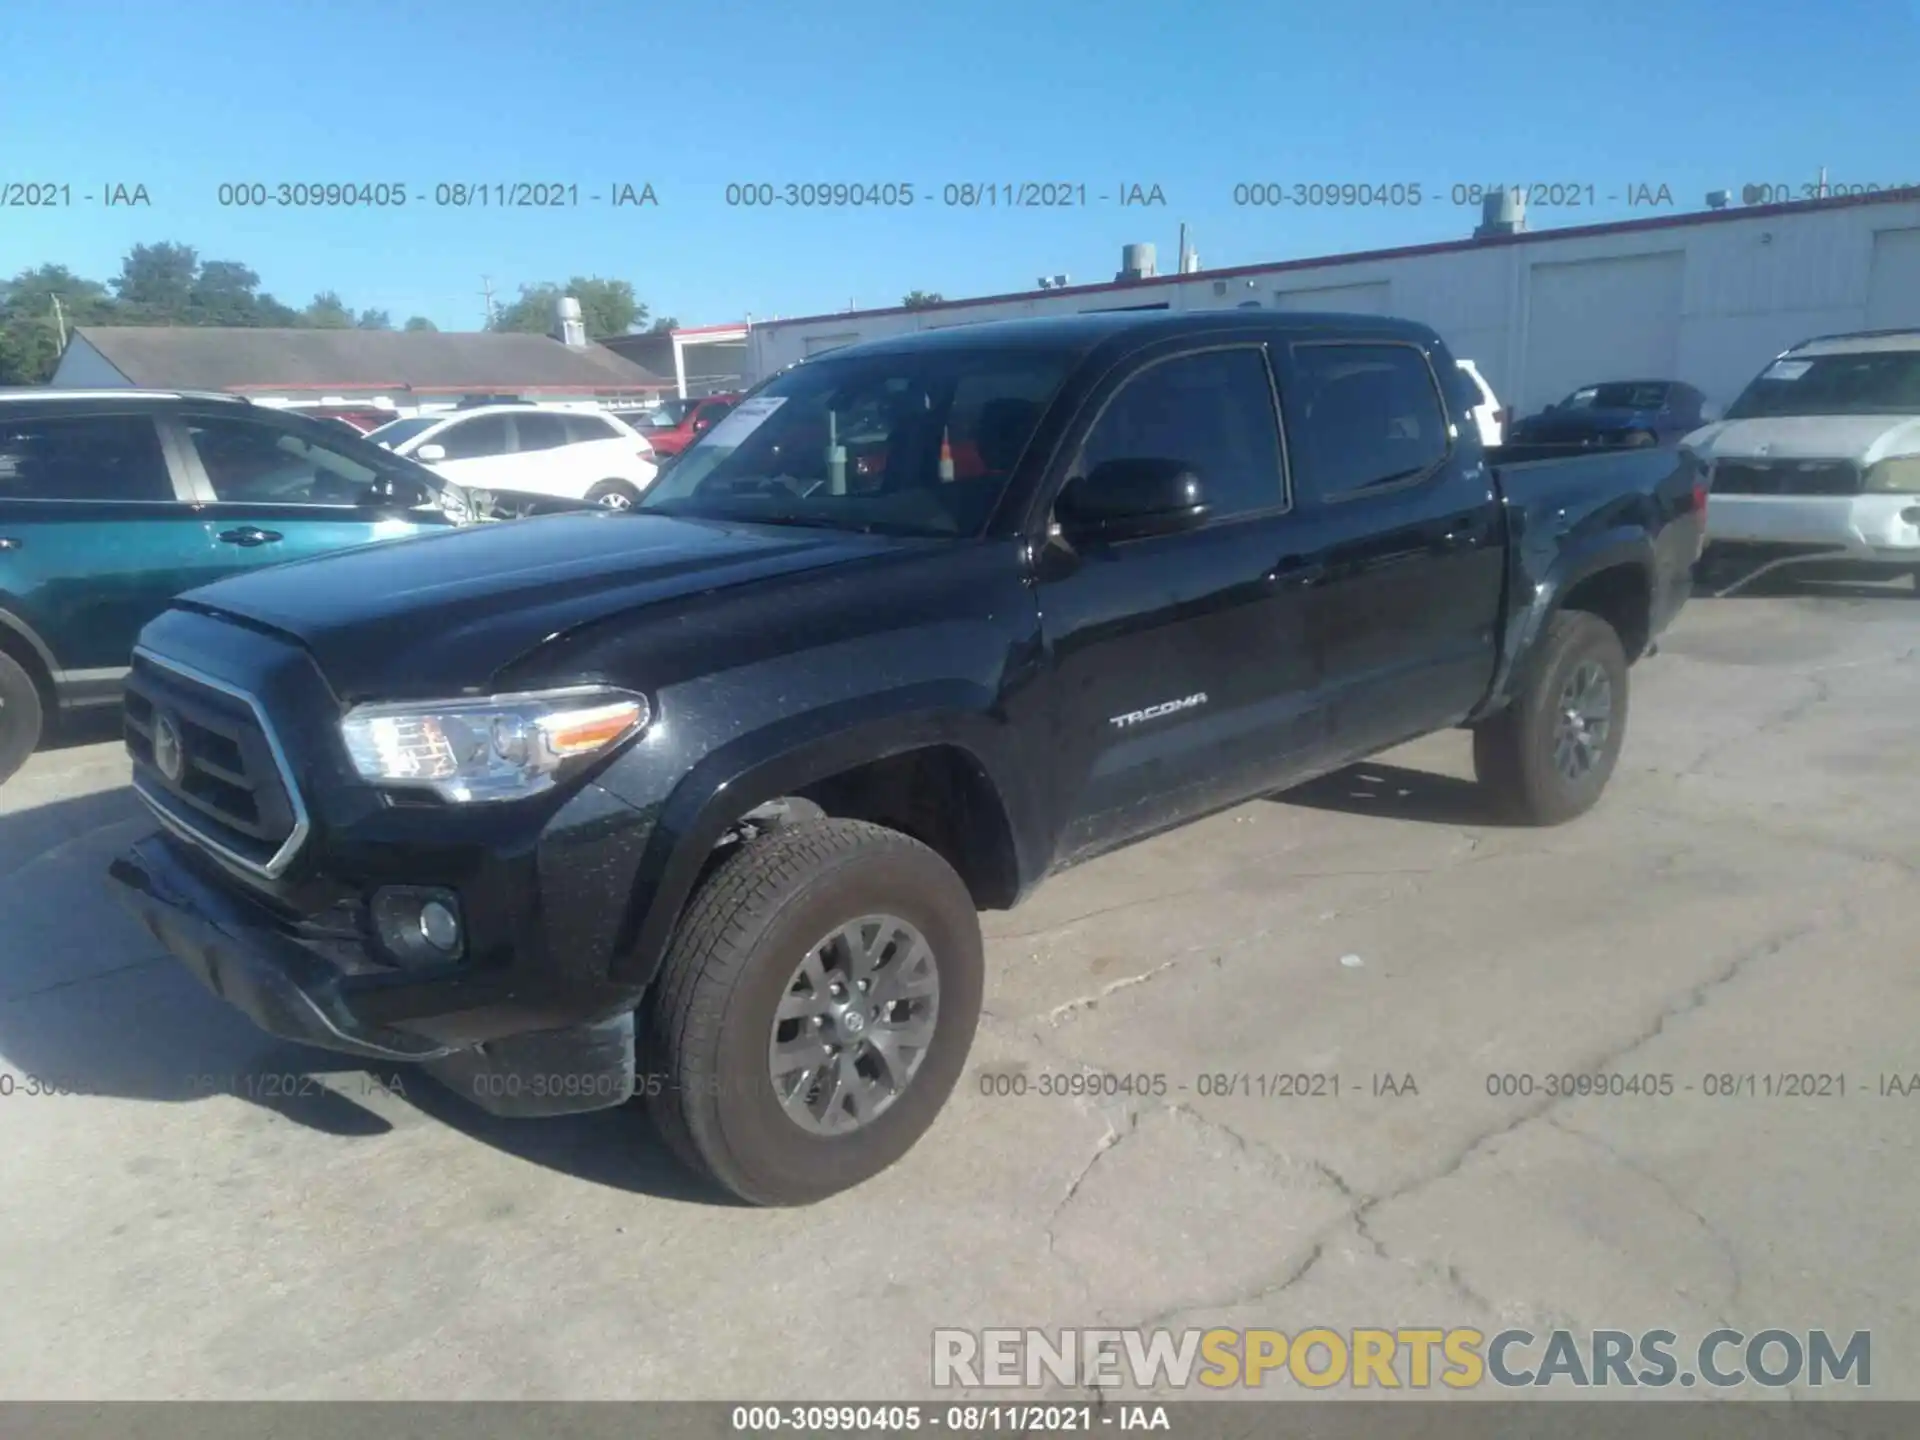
[1472, 610, 1629, 826]
[0, 649, 46, 787]
[643, 818, 984, 1206]
[586, 479, 642, 510]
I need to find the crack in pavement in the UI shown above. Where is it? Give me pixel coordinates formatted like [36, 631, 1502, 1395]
[1, 953, 168, 1007]
[1092, 921, 1815, 1335]
[1548, 1114, 1744, 1330]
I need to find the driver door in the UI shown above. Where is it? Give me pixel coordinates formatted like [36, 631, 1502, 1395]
[168, 411, 454, 585]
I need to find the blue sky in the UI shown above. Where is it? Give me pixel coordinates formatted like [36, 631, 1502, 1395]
[2, 0, 1914, 331]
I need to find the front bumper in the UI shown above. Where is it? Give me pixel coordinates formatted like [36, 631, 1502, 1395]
[1705, 492, 1920, 560]
[108, 832, 639, 1117]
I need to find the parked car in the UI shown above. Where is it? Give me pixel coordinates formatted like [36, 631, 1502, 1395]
[365, 404, 659, 509]
[107, 311, 1702, 1205]
[0, 390, 472, 784]
[1455, 359, 1507, 446]
[638, 393, 744, 458]
[1511, 380, 1710, 449]
[1685, 330, 1920, 589]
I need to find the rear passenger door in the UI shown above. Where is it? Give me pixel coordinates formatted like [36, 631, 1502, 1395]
[0, 410, 210, 694]
[1274, 339, 1504, 762]
[1034, 342, 1331, 866]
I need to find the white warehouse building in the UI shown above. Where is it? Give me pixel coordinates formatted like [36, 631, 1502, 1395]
[745, 191, 1920, 417]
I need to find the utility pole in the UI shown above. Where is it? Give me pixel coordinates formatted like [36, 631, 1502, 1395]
[479, 276, 498, 329]
[50, 294, 67, 349]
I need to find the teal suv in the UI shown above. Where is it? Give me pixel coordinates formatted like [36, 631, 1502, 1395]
[0, 390, 472, 784]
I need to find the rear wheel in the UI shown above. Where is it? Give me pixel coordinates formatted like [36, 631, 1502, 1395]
[0, 650, 46, 786]
[586, 479, 642, 510]
[643, 819, 984, 1206]
[1473, 610, 1629, 825]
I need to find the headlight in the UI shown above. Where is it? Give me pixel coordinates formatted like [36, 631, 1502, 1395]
[340, 686, 649, 802]
[1863, 456, 1920, 493]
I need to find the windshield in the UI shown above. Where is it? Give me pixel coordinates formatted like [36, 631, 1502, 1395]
[636, 347, 1074, 537]
[645, 399, 699, 427]
[1562, 382, 1668, 411]
[1725, 350, 1920, 418]
[365, 416, 441, 449]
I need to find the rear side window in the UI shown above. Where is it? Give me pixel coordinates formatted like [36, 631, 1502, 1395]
[437, 416, 511, 459]
[1293, 343, 1449, 499]
[512, 413, 570, 452]
[0, 414, 174, 502]
[1073, 347, 1286, 520]
[562, 414, 619, 444]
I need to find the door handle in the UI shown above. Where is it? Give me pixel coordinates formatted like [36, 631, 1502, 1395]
[217, 527, 283, 547]
[0, 537, 20, 551]
[1268, 557, 1328, 589]
[1437, 516, 1478, 548]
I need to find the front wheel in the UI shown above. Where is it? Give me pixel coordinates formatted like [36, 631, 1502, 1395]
[586, 479, 643, 510]
[0, 650, 46, 787]
[1473, 610, 1629, 825]
[643, 819, 984, 1206]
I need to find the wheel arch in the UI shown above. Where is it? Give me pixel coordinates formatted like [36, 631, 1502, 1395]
[606, 700, 1030, 991]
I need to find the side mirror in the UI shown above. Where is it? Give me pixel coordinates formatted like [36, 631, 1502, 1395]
[1056, 457, 1209, 544]
[414, 443, 448, 463]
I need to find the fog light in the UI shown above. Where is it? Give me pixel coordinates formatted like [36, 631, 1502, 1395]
[370, 886, 465, 967]
[418, 900, 460, 953]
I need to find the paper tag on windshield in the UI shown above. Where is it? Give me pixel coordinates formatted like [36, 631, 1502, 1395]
[697, 395, 786, 448]
[1764, 360, 1812, 381]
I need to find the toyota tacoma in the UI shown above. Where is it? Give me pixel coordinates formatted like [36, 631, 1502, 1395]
[107, 311, 1704, 1205]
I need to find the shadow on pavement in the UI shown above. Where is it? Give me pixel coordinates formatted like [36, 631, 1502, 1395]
[0, 785, 726, 1202]
[1693, 554, 1918, 602]
[1277, 761, 1514, 827]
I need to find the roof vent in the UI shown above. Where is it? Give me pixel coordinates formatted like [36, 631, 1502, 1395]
[1473, 189, 1526, 238]
[1116, 243, 1157, 282]
[555, 295, 587, 348]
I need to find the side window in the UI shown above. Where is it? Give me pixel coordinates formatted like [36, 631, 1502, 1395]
[437, 416, 510, 460]
[186, 416, 393, 506]
[513, 413, 570, 452]
[0, 415, 175, 501]
[1292, 343, 1449, 499]
[562, 414, 618, 445]
[1072, 347, 1285, 520]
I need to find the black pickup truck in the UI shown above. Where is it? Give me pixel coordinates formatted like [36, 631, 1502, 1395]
[107, 311, 1703, 1205]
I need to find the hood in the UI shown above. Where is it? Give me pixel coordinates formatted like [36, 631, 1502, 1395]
[177, 510, 910, 700]
[1684, 414, 1920, 466]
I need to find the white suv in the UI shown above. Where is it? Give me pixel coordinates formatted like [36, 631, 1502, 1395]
[366, 404, 658, 509]
[1455, 359, 1506, 447]
[1685, 331, 1920, 587]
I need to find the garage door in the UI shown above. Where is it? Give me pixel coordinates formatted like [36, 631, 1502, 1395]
[1521, 251, 1684, 415]
[1866, 227, 1920, 330]
[1271, 281, 1392, 314]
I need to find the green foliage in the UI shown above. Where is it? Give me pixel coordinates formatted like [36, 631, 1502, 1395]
[901, 290, 945, 309]
[403, 316, 438, 332]
[492, 276, 646, 338]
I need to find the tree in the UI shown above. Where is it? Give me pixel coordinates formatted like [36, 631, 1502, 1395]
[304, 291, 353, 328]
[355, 309, 392, 330]
[649, 316, 679, 333]
[403, 316, 438, 332]
[0, 264, 119, 382]
[188, 259, 263, 325]
[901, 290, 944, 309]
[492, 276, 646, 338]
[114, 242, 200, 320]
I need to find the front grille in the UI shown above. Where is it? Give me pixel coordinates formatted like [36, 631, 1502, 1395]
[124, 652, 306, 875]
[1711, 460, 1861, 497]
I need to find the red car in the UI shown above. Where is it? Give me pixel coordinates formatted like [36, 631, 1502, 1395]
[640, 392, 744, 457]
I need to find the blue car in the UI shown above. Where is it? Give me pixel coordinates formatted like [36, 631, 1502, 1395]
[1510, 380, 1711, 449]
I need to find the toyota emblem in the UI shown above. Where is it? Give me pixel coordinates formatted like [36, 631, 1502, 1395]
[152, 712, 185, 784]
